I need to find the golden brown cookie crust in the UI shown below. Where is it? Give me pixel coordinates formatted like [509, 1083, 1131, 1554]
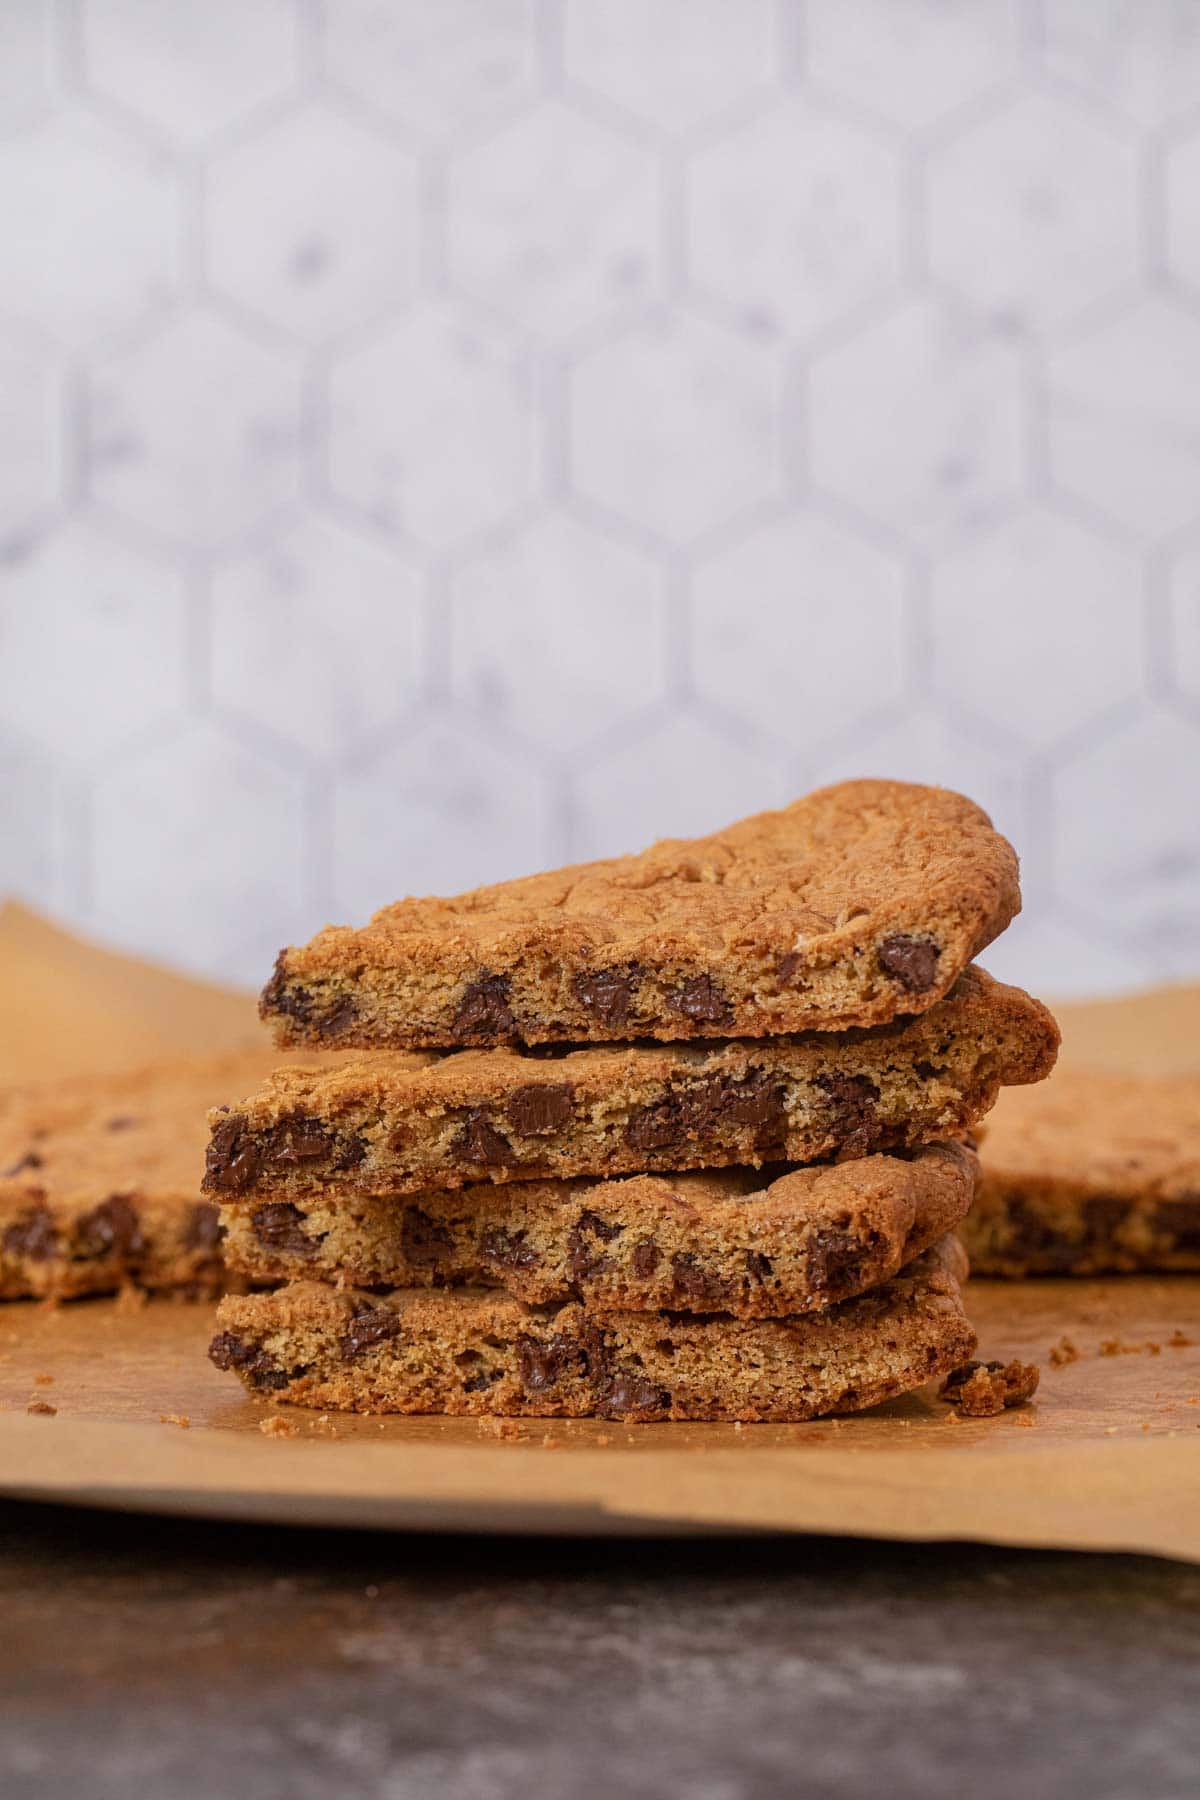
[211, 968, 1057, 1202]
[210, 1237, 976, 1422]
[963, 1068, 1200, 1276]
[218, 1140, 977, 1318]
[260, 780, 1021, 1048]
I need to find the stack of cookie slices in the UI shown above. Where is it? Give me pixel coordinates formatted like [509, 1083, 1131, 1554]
[205, 780, 1059, 1424]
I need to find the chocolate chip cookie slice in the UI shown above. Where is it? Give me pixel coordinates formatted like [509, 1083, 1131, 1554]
[963, 1068, 1200, 1276]
[218, 1139, 976, 1318]
[0, 1050, 279, 1300]
[210, 968, 1057, 1201]
[261, 780, 1020, 1048]
[209, 1237, 976, 1422]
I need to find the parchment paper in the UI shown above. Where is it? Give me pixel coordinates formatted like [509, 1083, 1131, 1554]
[1, 902, 1197, 1555]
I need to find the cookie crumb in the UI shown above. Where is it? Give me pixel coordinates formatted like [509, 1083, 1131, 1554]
[159, 1412, 191, 1429]
[33, 1373, 54, 1386]
[940, 1359, 1040, 1418]
[1013, 1412, 1035, 1429]
[25, 1399, 56, 1416]
[1049, 1336, 1080, 1367]
[479, 1417, 525, 1440]
[259, 1415, 298, 1438]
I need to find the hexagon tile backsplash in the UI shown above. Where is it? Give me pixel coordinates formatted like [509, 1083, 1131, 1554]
[2, 0, 1199, 999]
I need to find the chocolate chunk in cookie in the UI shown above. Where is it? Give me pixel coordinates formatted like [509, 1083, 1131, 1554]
[631, 1238, 660, 1277]
[208, 1330, 299, 1391]
[516, 1333, 586, 1392]
[3, 1204, 58, 1263]
[74, 1195, 143, 1260]
[670, 1253, 732, 1307]
[506, 1082, 574, 1136]
[878, 934, 940, 993]
[452, 974, 515, 1040]
[668, 974, 732, 1028]
[340, 1303, 401, 1360]
[571, 964, 643, 1030]
[480, 1228, 542, 1273]
[453, 1108, 514, 1167]
[264, 1115, 333, 1166]
[595, 1368, 671, 1420]
[204, 1113, 262, 1194]
[400, 1205, 454, 1264]
[251, 1202, 315, 1256]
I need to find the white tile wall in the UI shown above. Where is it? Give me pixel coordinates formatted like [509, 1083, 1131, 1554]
[2, 0, 1199, 1000]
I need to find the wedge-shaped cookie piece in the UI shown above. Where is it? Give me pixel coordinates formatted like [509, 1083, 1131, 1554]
[964, 1069, 1200, 1276]
[0, 1050, 280, 1300]
[260, 780, 1020, 1048]
[220, 1139, 975, 1317]
[209, 1237, 976, 1422]
[208, 968, 1056, 1202]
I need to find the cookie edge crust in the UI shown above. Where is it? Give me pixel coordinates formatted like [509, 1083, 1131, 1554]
[260, 782, 1021, 1048]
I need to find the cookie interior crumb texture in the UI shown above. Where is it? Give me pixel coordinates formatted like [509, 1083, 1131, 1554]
[209, 968, 1057, 1203]
[208, 1238, 976, 1424]
[0, 1050, 279, 1300]
[259, 780, 1021, 1049]
[963, 1069, 1200, 1276]
[218, 1141, 978, 1319]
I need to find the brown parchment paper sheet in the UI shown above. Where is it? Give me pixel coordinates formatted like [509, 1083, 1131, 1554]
[1, 901, 1198, 1554]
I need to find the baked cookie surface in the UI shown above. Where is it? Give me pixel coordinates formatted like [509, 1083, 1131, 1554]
[260, 781, 1020, 1049]
[218, 1139, 976, 1318]
[210, 1238, 976, 1422]
[964, 1068, 1200, 1275]
[214, 968, 1056, 1202]
[0, 1051, 278, 1299]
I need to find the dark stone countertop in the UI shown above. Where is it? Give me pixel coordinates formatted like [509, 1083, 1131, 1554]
[1, 1503, 1198, 1799]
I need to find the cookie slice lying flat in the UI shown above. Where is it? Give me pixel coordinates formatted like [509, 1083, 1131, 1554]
[209, 1237, 976, 1423]
[219, 1139, 975, 1318]
[0, 1050, 279, 1300]
[207, 968, 1057, 1203]
[963, 1069, 1200, 1276]
[260, 780, 1020, 1049]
